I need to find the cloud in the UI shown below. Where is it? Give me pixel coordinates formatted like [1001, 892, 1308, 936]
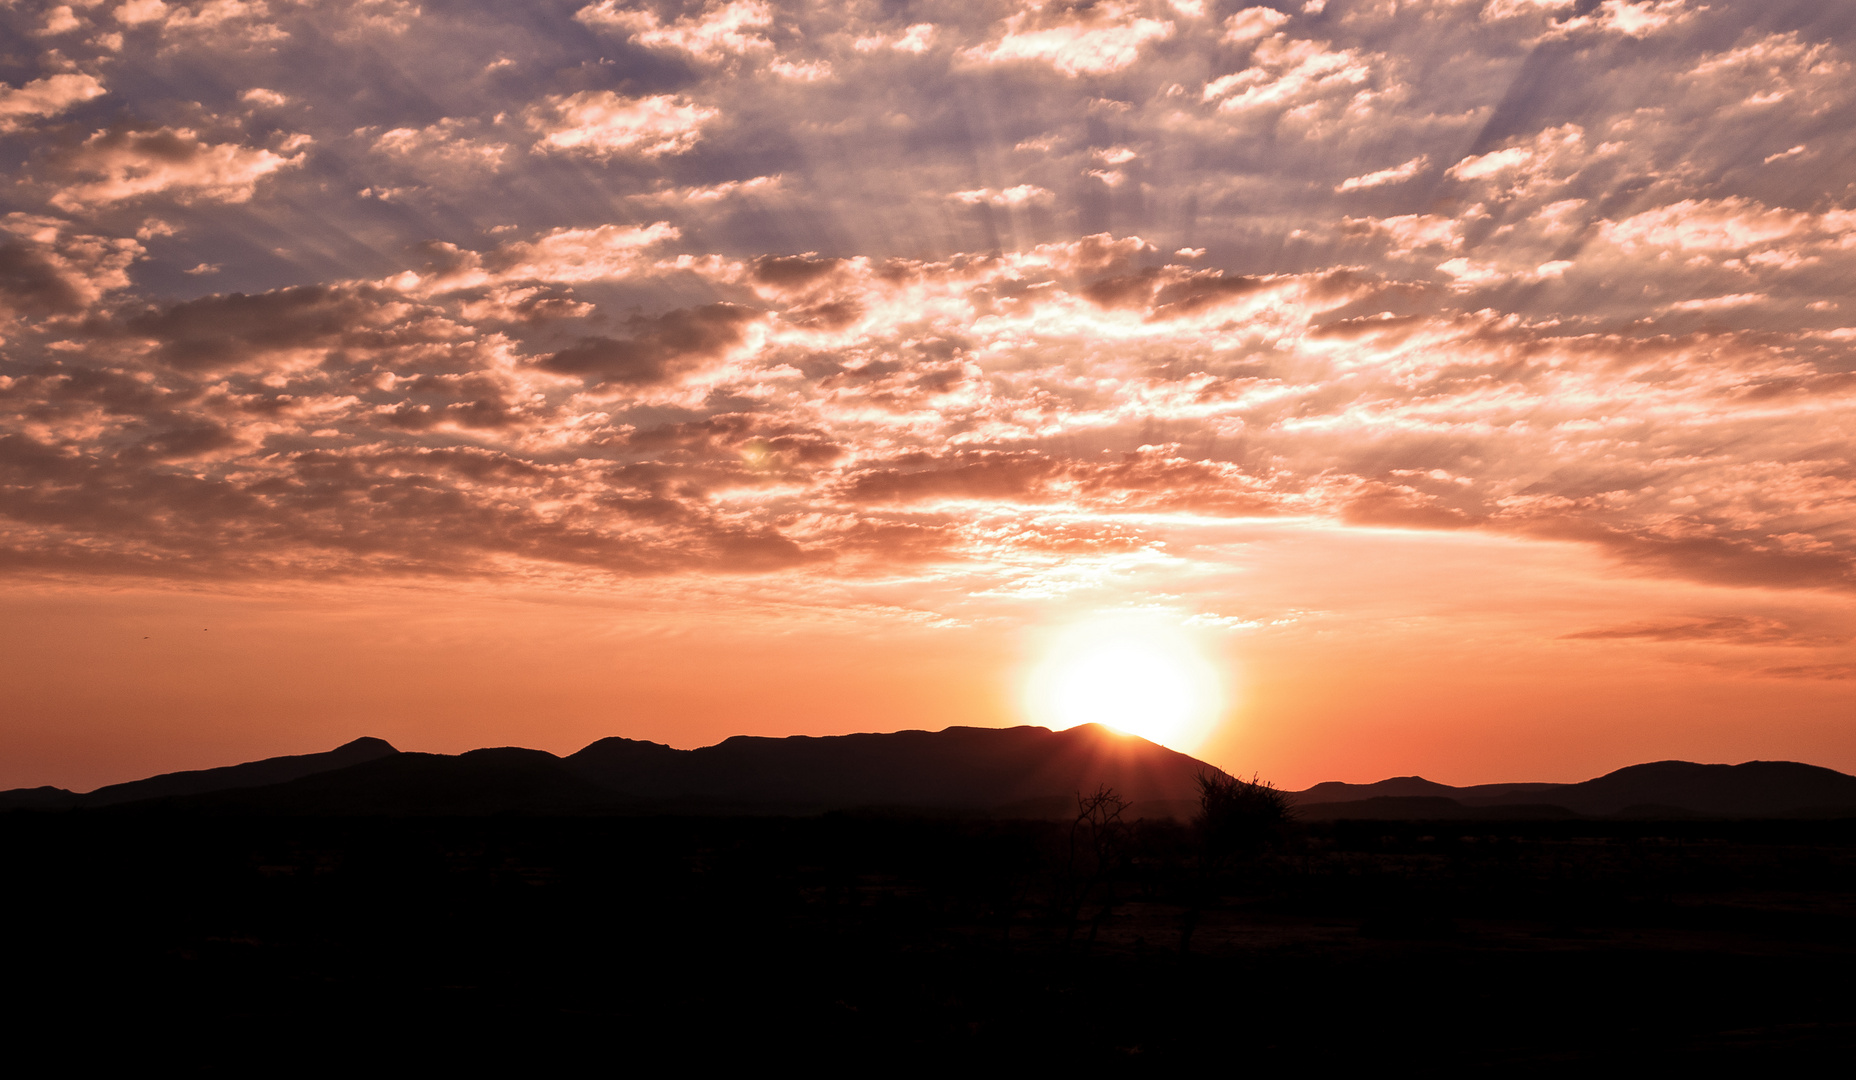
[39, 5, 85, 35]
[769, 59, 832, 81]
[1222, 7, 1289, 44]
[1666, 293, 1766, 312]
[630, 175, 781, 206]
[372, 120, 508, 172]
[1572, 0, 1697, 40]
[1445, 124, 1589, 188]
[0, 74, 107, 133]
[101, 0, 292, 48]
[1756, 662, 1856, 681]
[964, 3, 1173, 76]
[855, 23, 937, 55]
[528, 92, 717, 158]
[1343, 213, 1461, 254]
[120, 284, 425, 371]
[0, 214, 142, 323]
[1200, 32, 1380, 124]
[49, 127, 302, 210]
[377, 221, 683, 298]
[1601, 198, 1810, 253]
[0, 222, 1850, 593]
[576, 0, 772, 61]
[0, 0, 1851, 599]
[538, 303, 761, 387]
[950, 185, 1053, 207]
[1336, 155, 1427, 192]
[114, 0, 170, 26]
[484, 222, 681, 285]
[1562, 615, 1823, 646]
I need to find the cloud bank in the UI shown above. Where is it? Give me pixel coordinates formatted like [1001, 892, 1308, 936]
[0, 0, 1851, 628]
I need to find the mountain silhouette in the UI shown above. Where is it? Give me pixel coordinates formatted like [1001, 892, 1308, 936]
[0, 725, 1221, 817]
[165, 747, 619, 815]
[8, 730, 1856, 819]
[1472, 760, 1856, 817]
[0, 736, 399, 810]
[566, 723, 1215, 809]
[1293, 796, 1581, 822]
[1290, 759, 1856, 819]
[1292, 777, 1562, 805]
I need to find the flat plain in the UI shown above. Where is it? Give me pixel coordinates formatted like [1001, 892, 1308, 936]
[9, 809, 1855, 1067]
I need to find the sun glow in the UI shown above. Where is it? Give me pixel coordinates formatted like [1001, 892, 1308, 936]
[1024, 616, 1226, 751]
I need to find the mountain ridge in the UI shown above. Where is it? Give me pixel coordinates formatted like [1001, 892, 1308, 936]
[6, 730, 1856, 819]
[0, 736, 401, 809]
[1288, 759, 1856, 818]
[0, 725, 1224, 818]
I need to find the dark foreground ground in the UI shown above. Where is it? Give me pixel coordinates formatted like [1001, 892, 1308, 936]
[6, 810, 1856, 1068]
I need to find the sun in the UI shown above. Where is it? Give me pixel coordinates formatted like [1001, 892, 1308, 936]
[1024, 615, 1226, 750]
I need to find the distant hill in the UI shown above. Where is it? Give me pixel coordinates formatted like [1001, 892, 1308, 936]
[1293, 796, 1580, 822]
[0, 725, 1222, 818]
[0, 737, 399, 810]
[565, 724, 1217, 810]
[1292, 777, 1562, 805]
[167, 747, 620, 816]
[8, 730, 1856, 820]
[1289, 760, 1856, 820]
[1473, 760, 1856, 817]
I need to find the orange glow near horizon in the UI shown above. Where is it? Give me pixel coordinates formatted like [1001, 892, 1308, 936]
[5, 515, 1850, 794]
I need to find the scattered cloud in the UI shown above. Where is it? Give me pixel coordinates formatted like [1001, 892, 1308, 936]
[239, 88, 289, 108]
[372, 120, 509, 172]
[1337, 155, 1428, 192]
[0, 213, 143, 323]
[950, 185, 1053, 207]
[577, 0, 773, 62]
[48, 127, 303, 210]
[0, 74, 107, 133]
[528, 92, 717, 158]
[1222, 7, 1288, 45]
[1562, 616, 1827, 646]
[964, 3, 1173, 76]
[855, 23, 937, 55]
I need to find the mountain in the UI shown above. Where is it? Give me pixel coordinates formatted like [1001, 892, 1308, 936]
[565, 723, 1216, 811]
[0, 736, 400, 810]
[165, 747, 620, 816]
[1292, 777, 1563, 805]
[1293, 796, 1580, 822]
[1473, 760, 1856, 817]
[11, 729, 1856, 820]
[1290, 760, 1856, 820]
[2, 725, 1222, 818]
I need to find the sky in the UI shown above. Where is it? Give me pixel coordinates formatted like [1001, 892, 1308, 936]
[1, 0, 1852, 792]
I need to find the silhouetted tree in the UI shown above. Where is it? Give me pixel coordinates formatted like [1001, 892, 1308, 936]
[1063, 785, 1129, 944]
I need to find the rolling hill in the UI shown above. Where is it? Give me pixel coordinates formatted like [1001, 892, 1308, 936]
[7, 728, 1856, 819]
[0, 724, 1219, 818]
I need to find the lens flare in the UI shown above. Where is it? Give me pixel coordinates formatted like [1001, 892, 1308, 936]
[1024, 616, 1226, 751]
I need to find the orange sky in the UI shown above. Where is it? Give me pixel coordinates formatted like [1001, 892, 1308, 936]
[5, 520, 1850, 791]
[1, 0, 1852, 791]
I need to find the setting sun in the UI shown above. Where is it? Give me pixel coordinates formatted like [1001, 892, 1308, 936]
[1025, 617, 1226, 751]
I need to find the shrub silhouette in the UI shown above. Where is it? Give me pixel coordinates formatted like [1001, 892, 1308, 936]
[1181, 771, 1294, 954]
[1195, 771, 1294, 857]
